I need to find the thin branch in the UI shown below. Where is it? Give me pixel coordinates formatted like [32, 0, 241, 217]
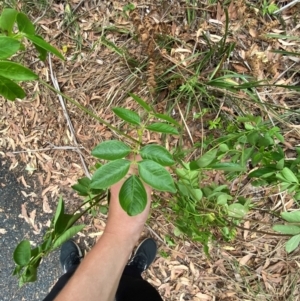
[145, 224, 166, 245]
[274, 0, 300, 14]
[222, 216, 291, 237]
[8, 146, 84, 154]
[177, 103, 194, 144]
[48, 54, 91, 179]
[40, 80, 140, 144]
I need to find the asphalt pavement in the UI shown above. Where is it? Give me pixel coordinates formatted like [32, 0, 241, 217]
[0, 158, 61, 301]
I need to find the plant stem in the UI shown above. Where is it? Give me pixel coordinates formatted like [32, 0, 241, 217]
[222, 216, 292, 237]
[40, 80, 140, 144]
[68, 193, 108, 228]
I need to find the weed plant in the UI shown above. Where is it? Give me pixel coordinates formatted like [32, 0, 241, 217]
[1, 4, 300, 286]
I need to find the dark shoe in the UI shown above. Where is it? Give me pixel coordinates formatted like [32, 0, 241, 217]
[60, 240, 83, 273]
[128, 238, 157, 274]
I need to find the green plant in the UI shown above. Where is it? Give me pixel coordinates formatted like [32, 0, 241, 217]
[261, 0, 279, 15]
[0, 8, 63, 100]
[9, 4, 300, 288]
[273, 211, 300, 253]
[13, 92, 300, 285]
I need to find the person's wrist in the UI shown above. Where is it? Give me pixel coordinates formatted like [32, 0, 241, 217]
[102, 228, 139, 250]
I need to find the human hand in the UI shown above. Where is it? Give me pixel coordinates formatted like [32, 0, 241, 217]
[104, 155, 152, 245]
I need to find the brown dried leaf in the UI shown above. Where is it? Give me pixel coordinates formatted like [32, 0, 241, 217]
[43, 196, 52, 213]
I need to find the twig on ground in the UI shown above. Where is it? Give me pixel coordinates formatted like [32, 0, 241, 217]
[274, 0, 300, 14]
[8, 146, 84, 154]
[177, 104, 194, 145]
[48, 54, 91, 179]
[145, 225, 166, 245]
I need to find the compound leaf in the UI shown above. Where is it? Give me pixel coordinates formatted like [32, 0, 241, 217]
[119, 175, 147, 216]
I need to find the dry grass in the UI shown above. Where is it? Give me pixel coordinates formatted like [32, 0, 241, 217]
[1, 0, 300, 300]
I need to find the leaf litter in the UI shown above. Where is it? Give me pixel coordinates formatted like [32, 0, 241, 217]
[1, 0, 300, 300]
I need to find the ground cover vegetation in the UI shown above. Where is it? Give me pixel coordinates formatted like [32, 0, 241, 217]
[1, 0, 300, 299]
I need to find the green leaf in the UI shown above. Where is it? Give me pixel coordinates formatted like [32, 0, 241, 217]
[71, 183, 89, 196]
[251, 153, 263, 166]
[210, 162, 246, 172]
[78, 177, 91, 187]
[72, 177, 91, 196]
[92, 140, 131, 160]
[285, 234, 300, 253]
[294, 192, 300, 201]
[281, 211, 300, 223]
[34, 44, 47, 60]
[217, 194, 231, 205]
[138, 160, 176, 192]
[0, 61, 38, 81]
[190, 188, 202, 202]
[247, 131, 259, 146]
[153, 113, 181, 127]
[276, 158, 284, 170]
[53, 196, 64, 227]
[146, 123, 179, 135]
[123, 3, 135, 12]
[90, 159, 131, 189]
[17, 12, 35, 35]
[13, 240, 31, 266]
[273, 225, 300, 235]
[219, 144, 229, 152]
[55, 213, 77, 235]
[267, 3, 279, 14]
[13, 265, 23, 276]
[25, 34, 64, 60]
[249, 167, 276, 178]
[53, 224, 85, 249]
[0, 9, 18, 35]
[72, 177, 92, 196]
[129, 93, 152, 112]
[280, 167, 299, 184]
[23, 264, 38, 283]
[140, 144, 175, 166]
[119, 175, 147, 216]
[112, 107, 141, 125]
[0, 75, 25, 100]
[228, 203, 248, 218]
[0, 37, 21, 59]
[32, 35, 47, 61]
[190, 149, 218, 170]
